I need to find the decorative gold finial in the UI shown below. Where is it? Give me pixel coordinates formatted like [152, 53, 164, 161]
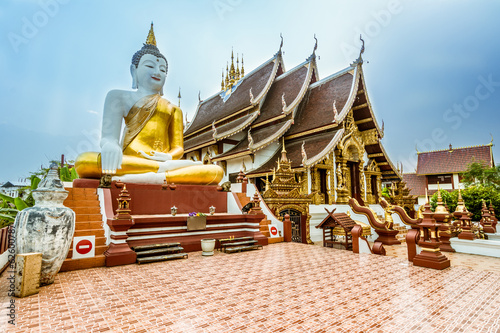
[145, 22, 157, 46]
[280, 137, 288, 163]
[221, 69, 224, 90]
[236, 53, 240, 80]
[241, 54, 245, 77]
[177, 87, 181, 107]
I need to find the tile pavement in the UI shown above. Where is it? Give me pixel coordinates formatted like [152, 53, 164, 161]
[1, 242, 499, 332]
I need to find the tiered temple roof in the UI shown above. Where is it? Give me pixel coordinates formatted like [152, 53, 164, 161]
[184, 40, 400, 182]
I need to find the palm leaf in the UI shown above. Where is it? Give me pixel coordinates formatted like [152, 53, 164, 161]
[0, 193, 15, 204]
[14, 197, 28, 211]
[0, 213, 15, 222]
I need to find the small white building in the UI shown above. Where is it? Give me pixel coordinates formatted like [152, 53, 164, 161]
[0, 180, 29, 199]
[403, 143, 494, 205]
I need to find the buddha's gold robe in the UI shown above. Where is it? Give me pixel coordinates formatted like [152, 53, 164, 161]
[75, 94, 223, 185]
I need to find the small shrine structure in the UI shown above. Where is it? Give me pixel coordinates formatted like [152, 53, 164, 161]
[316, 208, 357, 250]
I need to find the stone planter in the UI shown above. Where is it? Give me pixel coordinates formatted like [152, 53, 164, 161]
[201, 239, 216, 256]
[14, 164, 75, 285]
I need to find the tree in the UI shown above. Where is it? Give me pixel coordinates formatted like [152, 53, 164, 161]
[430, 185, 500, 221]
[430, 190, 459, 213]
[461, 162, 500, 189]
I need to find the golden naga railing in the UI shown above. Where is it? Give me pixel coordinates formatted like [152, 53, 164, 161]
[348, 198, 390, 231]
[379, 198, 421, 229]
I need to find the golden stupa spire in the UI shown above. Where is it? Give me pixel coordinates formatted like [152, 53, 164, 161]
[236, 54, 241, 80]
[177, 87, 181, 107]
[241, 54, 245, 77]
[280, 137, 288, 163]
[145, 22, 157, 46]
[229, 49, 236, 84]
[221, 69, 225, 90]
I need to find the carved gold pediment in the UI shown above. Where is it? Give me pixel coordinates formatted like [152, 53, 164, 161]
[361, 128, 378, 146]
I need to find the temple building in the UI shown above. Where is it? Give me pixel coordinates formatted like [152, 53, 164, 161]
[403, 143, 495, 205]
[183, 38, 403, 242]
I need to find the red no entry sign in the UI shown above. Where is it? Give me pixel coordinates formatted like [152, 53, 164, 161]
[76, 239, 93, 255]
[72, 236, 95, 259]
[270, 226, 278, 236]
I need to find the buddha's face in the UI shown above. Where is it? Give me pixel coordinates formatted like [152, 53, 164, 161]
[135, 53, 167, 92]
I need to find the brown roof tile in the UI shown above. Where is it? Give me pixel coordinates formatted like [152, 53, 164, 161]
[247, 130, 340, 174]
[213, 118, 293, 160]
[416, 145, 493, 175]
[254, 64, 310, 125]
[287, 71, 353, 136]
[402, 173, 427, 196]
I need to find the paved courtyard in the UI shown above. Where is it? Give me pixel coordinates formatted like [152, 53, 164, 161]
[1, 242, 500, 332]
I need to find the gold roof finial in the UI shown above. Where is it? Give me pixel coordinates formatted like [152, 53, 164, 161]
[229, 49, 236, 85]
[236, 53, 240, 80]
[145, 22, 157, 46]
[177, 87, 181, 107]
[225, 62, 229, 88]
[280, 137, 288, 163]
[221, 69, 224, 90]
[241, 54, 245, 77]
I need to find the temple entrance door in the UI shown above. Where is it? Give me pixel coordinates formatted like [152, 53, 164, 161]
[348, 162, 363, 204]
[319, 168, 329, 204]
[371, 175, 379, 203]
[280, 209, 302, 243]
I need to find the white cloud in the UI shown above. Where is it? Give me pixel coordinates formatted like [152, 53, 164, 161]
[87, 110, 98, 115]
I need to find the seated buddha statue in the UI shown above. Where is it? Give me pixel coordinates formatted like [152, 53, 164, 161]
[75, 24, 223, 185]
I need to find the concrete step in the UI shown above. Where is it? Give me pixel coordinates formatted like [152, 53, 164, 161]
[137, 252, 188, 264]
[74, 221, 104, 230]
[225, 244, 262, 253]
[73, 207, 101, 215]
[132, 242, 181, 251]
[135, 246, 184, 257]
[76, 214, 103, 222]
[74, 229, 105, 238]
[71, 194, 98, 201]
[64, 199, 100, 208]
[223, 240, 257, 247]
[236, 192, 251, 205]
[219, 236, 253, 243]
[268, 237, 283, 244]
[60, 254, 105, 272]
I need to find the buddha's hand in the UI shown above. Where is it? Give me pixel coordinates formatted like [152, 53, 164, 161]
[138, 150, 172, 162]
[101, 142, 123, 174]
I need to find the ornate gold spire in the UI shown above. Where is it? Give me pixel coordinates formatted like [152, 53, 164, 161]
[221, 70, 224, 90]
[236, 54, 240, 80]
[177, 87, 181, 107]
[221, 50, 245, 91]
[145, 22, 157, 46]
[241, 54, 245, 77]
[280, 137, 288, 163]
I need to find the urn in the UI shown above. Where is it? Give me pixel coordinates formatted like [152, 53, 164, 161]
[14, 164, 75, 285]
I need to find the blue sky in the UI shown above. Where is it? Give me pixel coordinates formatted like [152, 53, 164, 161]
[1, 0, 499, 182]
